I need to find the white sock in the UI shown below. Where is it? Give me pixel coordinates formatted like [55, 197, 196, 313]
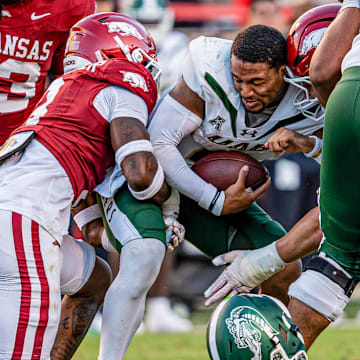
[98, 238, 165, 360]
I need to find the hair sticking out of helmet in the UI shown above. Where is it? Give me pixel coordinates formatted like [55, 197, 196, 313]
[207, 294, 308, 360]
[285, 3, 341, 121]
[63, 12, 161, 83]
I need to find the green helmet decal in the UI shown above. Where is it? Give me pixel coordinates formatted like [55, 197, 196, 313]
[225, 305, 279, 360]
[207, 294, 308, 360]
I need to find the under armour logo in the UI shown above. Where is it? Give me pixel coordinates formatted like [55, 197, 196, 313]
[240, 129, 257, 137]
[209, 116, 226, 131]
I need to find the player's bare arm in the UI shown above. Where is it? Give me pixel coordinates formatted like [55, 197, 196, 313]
[71, 193, 104, 249]
[310, 4, 360, 106]
[110, 116, 170, 205]
[169, 77, 205, 119]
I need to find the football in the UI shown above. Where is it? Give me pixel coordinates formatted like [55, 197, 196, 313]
[192, 151, 269, 191]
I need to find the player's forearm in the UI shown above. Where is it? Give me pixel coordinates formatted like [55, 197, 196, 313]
[310, 6, 360, 106]
[276, 206, 322, 263]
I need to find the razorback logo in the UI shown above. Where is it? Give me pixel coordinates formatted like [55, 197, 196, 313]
[300, 28, 327, 56]
[225, 305, 278, 360]
[120, 71, 149, 92]
[104, 22, 144, 40]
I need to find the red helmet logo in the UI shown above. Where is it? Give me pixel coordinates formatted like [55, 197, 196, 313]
[287, 4, 341, 77]
[64, 13, 161, 81]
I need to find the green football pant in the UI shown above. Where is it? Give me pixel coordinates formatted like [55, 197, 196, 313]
[320, 66, 360, 279]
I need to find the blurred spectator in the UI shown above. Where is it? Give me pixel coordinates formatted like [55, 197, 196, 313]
[124, 0, 190, 94]
[246, 0, 288, 33]
[96, 0, 117, 12]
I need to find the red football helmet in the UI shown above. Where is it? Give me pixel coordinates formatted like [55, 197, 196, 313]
[64, 12, 161, 82]
[285, 4, 341, 121]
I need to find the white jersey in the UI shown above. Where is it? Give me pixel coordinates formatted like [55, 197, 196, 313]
[342, 34, 360, 73]
[180, 36, 323, 162]
[149, 36, 323, 212]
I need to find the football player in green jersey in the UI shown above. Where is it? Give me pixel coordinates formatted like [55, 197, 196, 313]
[205, 0, 360, 352]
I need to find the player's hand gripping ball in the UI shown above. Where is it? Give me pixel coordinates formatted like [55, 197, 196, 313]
[192, 151, 269, 191]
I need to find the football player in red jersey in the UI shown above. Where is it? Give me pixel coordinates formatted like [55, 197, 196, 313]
[0, 12, 174, 360]
[0, 1, 113, 359]
[60, 13, 185, 360]
[0, 0, 95, 145]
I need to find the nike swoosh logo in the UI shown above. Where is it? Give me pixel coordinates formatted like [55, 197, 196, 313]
[31, 12, 51, 20]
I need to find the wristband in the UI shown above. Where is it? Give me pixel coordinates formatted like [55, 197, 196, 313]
[73, 204, 101, 230]
[161, 187, 180, 217]
[304, 135, 322, 159]
[208, 190, 221, 212]
[115, 140, 153, 168]
[128, 163, 165, 200]
[339, 0, 360, 13]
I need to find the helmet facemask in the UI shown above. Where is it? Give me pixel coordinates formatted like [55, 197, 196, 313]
[284, 69, 323, 122]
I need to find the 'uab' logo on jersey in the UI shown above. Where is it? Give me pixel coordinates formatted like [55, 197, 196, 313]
[104, 22, 144, 40]
[226, 306, 278, 360]
[120, 71, 149, 92]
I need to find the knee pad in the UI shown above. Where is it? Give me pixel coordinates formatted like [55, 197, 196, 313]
[118, 238, 165, 299]
[60, 234, 96, 295]
[289, 255, 358, 321]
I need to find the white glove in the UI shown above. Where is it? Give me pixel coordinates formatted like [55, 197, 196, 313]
[164, 215, 185, 251]
[161, 187, 185, 251]
[203, 242, 286, 307]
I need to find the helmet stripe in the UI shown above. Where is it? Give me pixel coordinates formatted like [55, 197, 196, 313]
[207, 298, 230, 360]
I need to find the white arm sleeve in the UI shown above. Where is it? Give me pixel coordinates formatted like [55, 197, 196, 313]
[93, 85, 148, 125]
[149, 95, 224, 212]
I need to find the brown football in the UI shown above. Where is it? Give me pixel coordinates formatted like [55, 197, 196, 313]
[192, 151, 269, 191]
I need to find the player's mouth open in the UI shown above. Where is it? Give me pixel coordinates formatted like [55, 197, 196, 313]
[242, 98, 258, 108]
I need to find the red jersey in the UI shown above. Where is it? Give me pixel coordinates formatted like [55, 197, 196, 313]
[0, 0, 95, 145]
[13, 58, 158, 205]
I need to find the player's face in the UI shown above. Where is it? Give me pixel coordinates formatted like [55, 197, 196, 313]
[231, 55, 286, 113]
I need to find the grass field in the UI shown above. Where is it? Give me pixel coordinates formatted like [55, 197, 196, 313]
[73, 322, 360, 360]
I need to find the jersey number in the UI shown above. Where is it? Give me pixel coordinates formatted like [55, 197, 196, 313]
[0, 58, 41, 113]
[26, 77, 64, 125]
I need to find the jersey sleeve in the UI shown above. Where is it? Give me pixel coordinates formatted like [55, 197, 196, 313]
[93, 86, 148, 126]
[341, 34, 360, 73]
[149, 95, 221, 212]
[182, 37, 207, 100]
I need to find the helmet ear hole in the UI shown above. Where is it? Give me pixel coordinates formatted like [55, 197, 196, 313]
[279, 326, 287, 343]
[228, 340, 233, 353]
